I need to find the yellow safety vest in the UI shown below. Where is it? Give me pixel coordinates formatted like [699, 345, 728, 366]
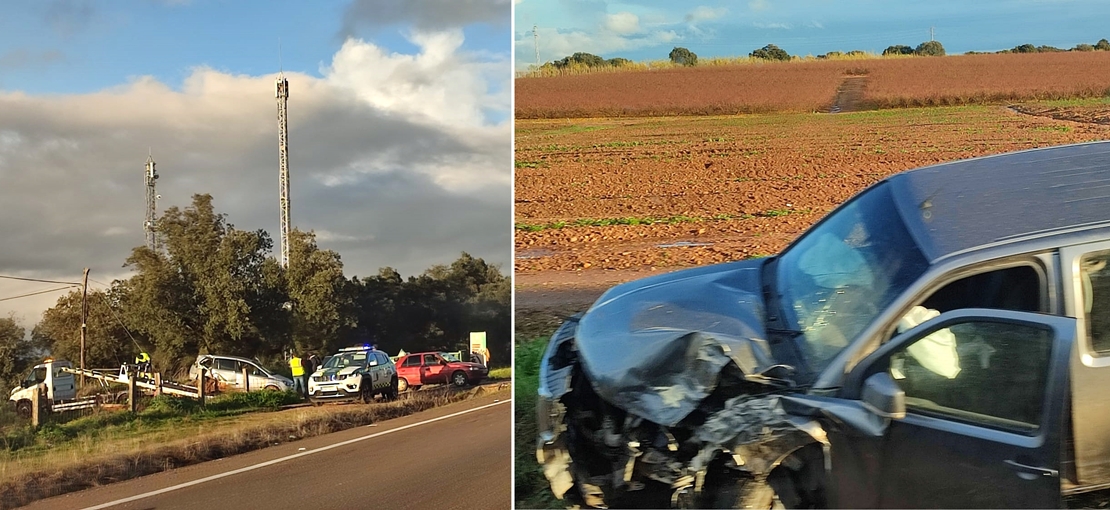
[136, 352, 150, 364]
[290, 356, 304, 376]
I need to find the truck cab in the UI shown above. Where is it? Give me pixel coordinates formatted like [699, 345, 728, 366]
[536, 141, 1110, 508]
[8, 360, 76, 417]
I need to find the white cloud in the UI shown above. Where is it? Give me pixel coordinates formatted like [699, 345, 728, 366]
[754, 22, 792, 29]
[749, 0, 770, 11]
[0, 31, 510, 328]
[685, 6, 728, 23]
[604, 12, 641, 35]
[806, 20, 824, 29]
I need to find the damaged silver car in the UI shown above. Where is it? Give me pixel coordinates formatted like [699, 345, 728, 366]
[536, 141, 1110, 508]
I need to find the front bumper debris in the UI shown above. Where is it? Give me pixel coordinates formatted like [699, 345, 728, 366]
[537, 318, 830, 509]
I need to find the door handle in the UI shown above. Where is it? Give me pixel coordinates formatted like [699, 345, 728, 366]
[1004, 459, 1058, 478]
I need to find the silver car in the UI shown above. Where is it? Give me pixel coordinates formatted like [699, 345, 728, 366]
[189, 354, 293, 392]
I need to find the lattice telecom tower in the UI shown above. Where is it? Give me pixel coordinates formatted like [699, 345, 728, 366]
[534, 25, 540, 68]
[144, 151, 158, 251]
[276, 73, 290, 268]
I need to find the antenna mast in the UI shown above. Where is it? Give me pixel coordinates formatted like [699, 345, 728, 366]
[276, 72, 291, 269]
[144, 151, 158, 251]
[533, 25, 540, 68]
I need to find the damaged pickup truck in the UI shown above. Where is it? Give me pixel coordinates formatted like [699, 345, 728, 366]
[536, 141, 1110, 508]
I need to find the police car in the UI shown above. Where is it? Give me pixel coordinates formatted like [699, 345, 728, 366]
[307, 345, 398, 405]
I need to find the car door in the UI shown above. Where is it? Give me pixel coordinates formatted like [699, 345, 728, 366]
[422, 353, 446, 384]
[836, 308, 1072, 508]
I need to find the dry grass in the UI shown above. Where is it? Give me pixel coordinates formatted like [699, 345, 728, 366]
[517, 52, 1110, 118]
[0, 385, 505, 510]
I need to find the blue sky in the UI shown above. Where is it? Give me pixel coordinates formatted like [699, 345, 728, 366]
[0, 0, 509, 94]
[513, 0, 1110, 67]
[0, 0, 511, 326]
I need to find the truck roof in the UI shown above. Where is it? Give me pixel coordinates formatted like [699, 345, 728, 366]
[888, 141, 1110, 262]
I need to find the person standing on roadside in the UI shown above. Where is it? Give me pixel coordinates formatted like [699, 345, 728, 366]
[306, 353, 320, 377]
[289, 353, 306, 398]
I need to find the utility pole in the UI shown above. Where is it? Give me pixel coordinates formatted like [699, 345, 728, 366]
[930, 26, 935, 42]
[144, 152, 158, 252]
[80, 268, 88, 387]
[533, 25, 540, 69]
[276, 73, 291, 269]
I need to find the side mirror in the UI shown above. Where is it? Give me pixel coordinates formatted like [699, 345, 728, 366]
[862, 372, 906, 419]
[440, 360, 448, 366]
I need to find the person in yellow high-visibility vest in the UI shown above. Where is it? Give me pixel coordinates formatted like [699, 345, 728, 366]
[135, 352, 152, 381]
[289, 354, 306, 398]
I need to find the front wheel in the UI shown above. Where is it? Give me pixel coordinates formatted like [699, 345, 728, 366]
[384, 378, 399, 401]
[360, 384, 374, 404]
[452, 371, 468, 387]
[264, 385, 280, 391]
[15, 400, 31, 419]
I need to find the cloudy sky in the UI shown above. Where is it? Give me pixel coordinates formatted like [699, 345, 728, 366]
[514, 0, 1110, 68]
[0, 0, 511, 328]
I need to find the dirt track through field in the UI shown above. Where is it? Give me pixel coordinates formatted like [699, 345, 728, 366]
[514, 103, 1110, 335]
[829, 76, 868, 113]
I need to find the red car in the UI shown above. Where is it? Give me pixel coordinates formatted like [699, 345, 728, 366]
[395, 352, 487, 391]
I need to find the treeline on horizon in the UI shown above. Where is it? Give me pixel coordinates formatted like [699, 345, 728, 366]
[0, 194, 510, 393]
[533, 37, 1110, 72]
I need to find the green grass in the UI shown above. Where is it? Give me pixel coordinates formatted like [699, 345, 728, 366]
[515, 208, 813, 232]
[515, 337, 562, 509]
[516, 160, 543, 169]
[489, 367, 512, 380]
[0, 390, 302, 456]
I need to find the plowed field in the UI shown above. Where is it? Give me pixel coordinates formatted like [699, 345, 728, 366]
[513, 105, 1110, 339]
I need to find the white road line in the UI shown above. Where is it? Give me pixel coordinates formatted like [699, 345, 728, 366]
[81, 399, 511, 510]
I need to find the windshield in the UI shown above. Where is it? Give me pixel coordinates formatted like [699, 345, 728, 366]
[323, 351, 369, 369]
[776, 182, 928, 371]
[439, 352, 460, 362]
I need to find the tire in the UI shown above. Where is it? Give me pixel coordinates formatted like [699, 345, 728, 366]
[264, 385, 280, 391]
[452, 371, 468, 387]
[15, 400, 31, 419]
[397, 378, 409, 392]
[384, 377, 399, 401]
[360, 384, 374, 404]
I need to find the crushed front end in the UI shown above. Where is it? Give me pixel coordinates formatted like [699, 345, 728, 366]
[536, 262, 832, 509]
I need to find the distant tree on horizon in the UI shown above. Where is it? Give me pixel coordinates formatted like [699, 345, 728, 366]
[882, 44, 915, 56]
[669, 47, 698, 66]
[915, 40, 946, 56]
[750, 44, 791, 61]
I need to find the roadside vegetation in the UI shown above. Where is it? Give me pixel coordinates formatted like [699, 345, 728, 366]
[0, 385, 502, 509]
[515, 337, 560, 510]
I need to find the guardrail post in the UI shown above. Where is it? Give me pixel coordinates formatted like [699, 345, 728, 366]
[128, 376, 138, 414]
[31, 385, 43, 428]
[242, 366, 249, 392]
[153, 372, 162, 397]
[197, 366, 206, 406]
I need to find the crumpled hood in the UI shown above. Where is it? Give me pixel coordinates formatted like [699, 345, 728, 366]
[575, 258, 775, 426]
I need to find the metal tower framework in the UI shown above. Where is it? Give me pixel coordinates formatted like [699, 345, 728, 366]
[533, 25, 540, 68]
[276, 74, 290, 268]
[144, 152, 158, 251]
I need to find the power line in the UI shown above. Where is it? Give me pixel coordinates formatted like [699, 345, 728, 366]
[0, 274, 83, 286]
[91, 287, 143, 351]
[0, 285, 79, 303]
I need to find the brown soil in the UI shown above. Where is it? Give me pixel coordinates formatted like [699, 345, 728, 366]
[515, 104, 1110, 326]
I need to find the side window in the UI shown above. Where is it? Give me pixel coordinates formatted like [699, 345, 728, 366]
[892, 265, 1045, 341]
[1081, 250, 1110, 354]
[423, 354, 438, 365]
[377, 353, 390, 366]
[890, 319, 1053, 434]
[215, 359, 237, 372]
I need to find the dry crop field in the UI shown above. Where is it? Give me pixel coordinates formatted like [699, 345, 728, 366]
[515, 104, 1110, 275]
[516, 52, 1110, 118]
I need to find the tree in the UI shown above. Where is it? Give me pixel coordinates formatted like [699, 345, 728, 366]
[1097, 39, 1110, 51]
[0, 317, 34, 394]
[1012, 43, 1037, 53]
[551, 52, 606, 69]
[606, 57, 632, 67]
[121, 194, 286, 374]
[882, 45, 915, 56]
[669, 47, 698, 66]
[286, 229, 355, 356]
[915, 40, 946, 56]
[1075, 43, 1095, 52]
[32, 288, 133, 369]
[749, 44, 791, 61]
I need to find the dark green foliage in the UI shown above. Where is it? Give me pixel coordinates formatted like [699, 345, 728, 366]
[883, 45, 915, 56]
[1074, 43, 1095, 52]
[606, 57, 632, 67]
[915, 40, 946, 56]
[0, 318, 34, 396]
[551, 52, 606, 68]
[750, 44, 791, 61]
[1098, 39, 1110, 51]
[669, 46, 698, 66]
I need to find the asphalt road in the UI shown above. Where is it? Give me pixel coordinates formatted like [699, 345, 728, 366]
[24, 393, 511, 510]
